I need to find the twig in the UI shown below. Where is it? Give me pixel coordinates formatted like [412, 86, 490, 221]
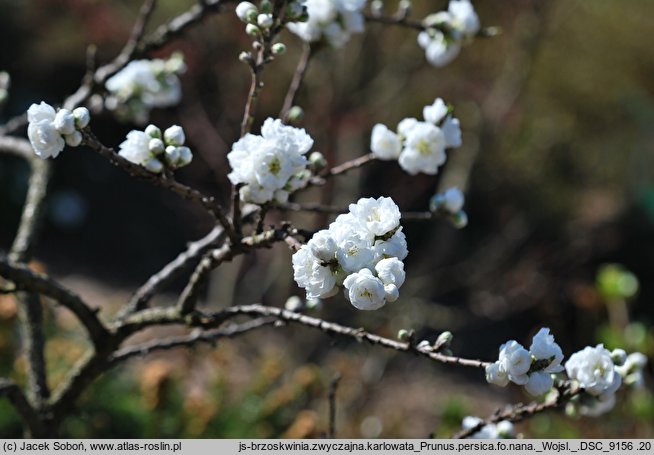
[7, 147, 52, 411]
[280, 42, 313, 120]
[240, 48, 267, 137]
[0, 258, 110, 347]
[327, 373, 341, 439]
[364, 13, 500, 37]
[109, 317, 275, 364]
[0, 136, 34, 161]
[274, 202, 443, 222]
[310, 153, 376, 185]
[0, 379, 44, 437]
[80, 129, 237, 242]
[176, 226, 294, 315]
[452, 383, 581, 439]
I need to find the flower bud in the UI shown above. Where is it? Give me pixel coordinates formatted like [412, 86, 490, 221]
[245, 23, 260, 36]
[435, 331, 453, 350]
[164, 125, 185, 146]
[177, 146, 193, 167]
[148, 138, 165, 155]
[235, 2, 258, 23]
[286, 105, 304, 123]
[165, 145, 181, 166]
[144, 158, 163, 173]
[417, 340, 432, 351]
[72, 107, 90, 129]
[285, 296, 303, 312]
[611, 348, 627, 366]
[260, 0, 272, 13]
[309, 151, 327, 172]
[429, 193, 445, 212]
[54, 109, 75, 135]
[64, 131, 83, 147]
[257, 13, 273, 28]
[306, 298, 321, 310]
[450, 210, 468, 229]
[271, 42, 286, 55]
[384, 284, 399, 302]
[239, 51, 253, 63]
[145, 124, 162, 139]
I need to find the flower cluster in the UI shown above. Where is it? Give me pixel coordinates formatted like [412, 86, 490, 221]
[418, 0, 480, 67]
[287, 0, 366, 48]
[486, 328, 564, 396]
[118, 124, 192, 173]
[27, 102, 90, 159]
[105, 53, 185, 124]
[370, 97, 462, 175]
[236, 0, 307, 36]
[228, 118, 314, 204]
[461, 416, 514, 439]
[292, 197, 408, 310]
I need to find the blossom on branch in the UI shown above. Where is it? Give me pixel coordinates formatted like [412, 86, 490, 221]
[287, 0, 365, 48]
[118, 124, 192, 173]
[228, 118, 314, 204]
[293, 196, 408, 310]
[27, 102, 89, 159]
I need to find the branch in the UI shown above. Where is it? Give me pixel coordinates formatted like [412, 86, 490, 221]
[0, 258, 110, 347]
[364, 13, 500, 37]
[310, 153, 376, 185]
[327, 373, 341, 439]
[452, 383, 581, 439]
[274, 202, 447, 222]
[0, 136, 33, 161]
[80, 129, 237, 242]
[109, 317, 275, 365]
[0, 379, 44, 437]
[279, 42, 313, 120]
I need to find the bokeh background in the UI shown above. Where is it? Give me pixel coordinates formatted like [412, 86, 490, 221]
[0, 0, 653, 438]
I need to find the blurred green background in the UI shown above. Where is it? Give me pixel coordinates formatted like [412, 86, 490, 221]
[0, 0, 652, 438]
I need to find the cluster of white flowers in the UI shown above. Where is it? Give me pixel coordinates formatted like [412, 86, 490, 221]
[486, 328, 565, 396]
[105, 53, 185, 124]
[228, 118, 314, 204]
[27, 102, 90, 159]
[236, 0, 307, 37]
[118, 124, 192, 173]
[418, 0, 480, 67]
[370, 97, 461, 175]
[287, 0, 365, 48]
[461, 416, 514, 439]
[292, 197, 408, 310]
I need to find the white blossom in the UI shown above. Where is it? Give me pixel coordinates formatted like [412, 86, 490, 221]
[287, 0, 365, 48]
[418, 31, 461, 68]
[423, 98, 448, 125]
[565, 344, 622, 397]
[292, 245, 338, 300]
[236, 1, 258, 22]
[375, 258, 405, 287]
[308, 230, 338, 263]
[485, 362, 509, 387]
[370, 124, 402, 160]
[228, 118, 313, 204]
[530, 328, 565, 373]
[373, 228, 408, 262]
[398, 121, 446, 175]
[27, 102, 65, 159]
[461, 416, 514, 439]
[164, 125, 185, 146]
[53, 109, 75, 135]
[343, 268, 386, 310]
[118, 130, 153, 166]
[616, 352, 648, 387]
[448, 0, 481, 38]
[499, 340, 531, 383]
[524, 371, 554, 396]
[336, 232, 375, 273]
[442, 187, 465, 213]
[349, 196, 401, 236]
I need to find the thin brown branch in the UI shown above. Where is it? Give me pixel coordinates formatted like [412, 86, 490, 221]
[364, 12, 500, 37]
[327, 373, 341, 439]
[280, 42, 313, 120]
[240, 52, 266, 137]
[0, 258, 110, 347]
[80, 129, 237, 242]
[109, 317, 275, 364]
[310, 153, 376, 185]
[452, 383, 581, 439]
[274, 202, 443, 222]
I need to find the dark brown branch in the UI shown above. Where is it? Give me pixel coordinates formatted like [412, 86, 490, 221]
[327, 373, 341, 439]
[109, 317, 275, 364]
[280, 42, 313, 120]
[0, 379, 44, 437]
[310, 153, 376, 185]
[81, 129, 237, 242]
[452, 382, 580, 439]
[0, 258, 110, 347]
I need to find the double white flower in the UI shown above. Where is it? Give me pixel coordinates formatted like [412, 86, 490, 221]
[417, 0, 481, 68]
[292, 196, 408, 310]
[27, 102, 90, 159]
[486, 328, 564, 396]
[118, 124, 192, 173]
[370, 97, 462, 176]
[287, 0, 365, 48]
[228, 118, 314, 204]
